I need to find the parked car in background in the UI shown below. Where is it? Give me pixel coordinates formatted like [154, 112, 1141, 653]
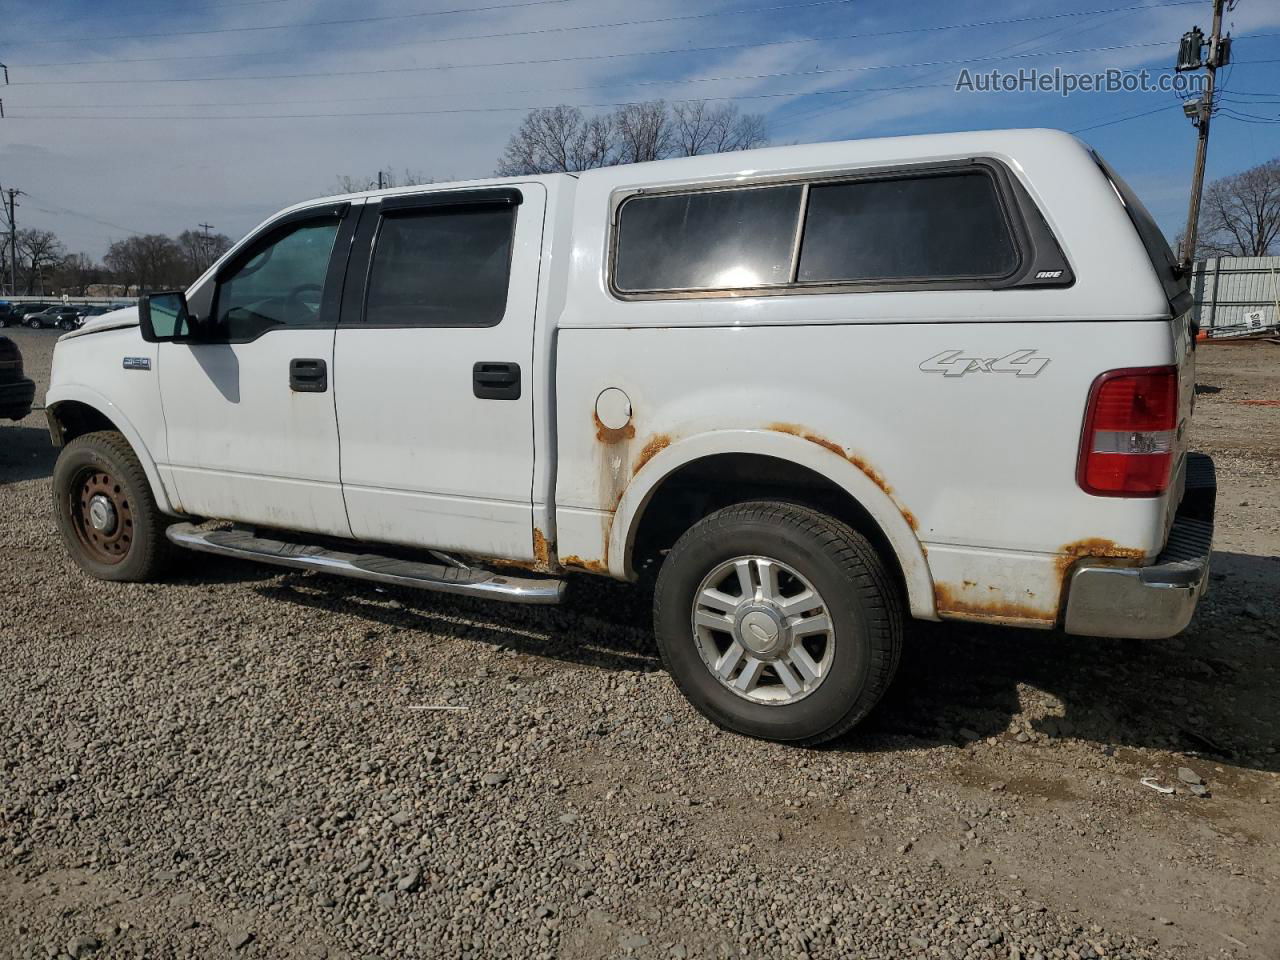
[44, 129, 1214, 745]
[0, 302, 52, 326]
[0, 336, 35, 420]
[26, 305, 85, 330]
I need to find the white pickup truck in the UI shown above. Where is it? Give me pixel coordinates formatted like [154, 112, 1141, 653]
[46, 129, 1215, 744]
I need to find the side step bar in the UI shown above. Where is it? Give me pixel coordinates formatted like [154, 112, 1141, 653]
[165, 523, 565, 604]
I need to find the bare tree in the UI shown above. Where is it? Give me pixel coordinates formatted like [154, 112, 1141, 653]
[333, 168, 435, 193]
[1194, 158, 1280, 258]
[496, 105, 615, 175]
[16, 228, 66, 295]
[613, 101, 673, 164]
[672, 102, 769, 156]
[496, 100, 768, 174]
[104, 234, 184, 294]
[53, 252, 103, 296]
[177, 228, 233, 278]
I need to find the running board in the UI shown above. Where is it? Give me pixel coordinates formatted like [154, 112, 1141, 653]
[165, 523, 565, 604]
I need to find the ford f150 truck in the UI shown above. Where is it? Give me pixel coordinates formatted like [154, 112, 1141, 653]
[45, 129, 1215, 744]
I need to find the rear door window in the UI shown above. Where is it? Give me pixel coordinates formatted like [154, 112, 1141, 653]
[363, 205, 516, 327]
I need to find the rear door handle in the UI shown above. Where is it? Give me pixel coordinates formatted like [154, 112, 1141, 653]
[472, 361, 520, 400]
[290, 357, 328, 393]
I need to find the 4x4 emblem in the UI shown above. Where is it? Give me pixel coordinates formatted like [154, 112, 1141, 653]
[920, 349, 1050, 378]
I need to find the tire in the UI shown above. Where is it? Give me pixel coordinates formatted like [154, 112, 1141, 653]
[60, 319, 77, 331]
[653, 501, 902, 745]
[52, 430, 174, 582]
[26, 318, 41, 328]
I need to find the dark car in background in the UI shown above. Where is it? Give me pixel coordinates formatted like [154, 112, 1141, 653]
[0, 302, 52, 327]
[0, 336, 36, 421]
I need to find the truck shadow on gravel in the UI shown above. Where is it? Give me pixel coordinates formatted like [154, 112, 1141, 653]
[246, 549, 1279, 773]
[857, 549, 1280, 773]
[0, 425, 57, 485]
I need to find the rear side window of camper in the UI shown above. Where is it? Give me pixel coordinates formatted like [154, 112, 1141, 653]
[612, 167, 1020, 296]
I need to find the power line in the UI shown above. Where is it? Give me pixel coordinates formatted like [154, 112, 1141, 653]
[20, 192, 148, 237]
[15, 0, 296, 28]
[7, 0, 1202, 69]
[774, 1, 1144, 132]
[7, 36, 1188, 89]
[1218, 107, 1280, 123]
[2, 80, 958, 121]
[1069, 101, 1184, 133]
[8, 0, 655, 47]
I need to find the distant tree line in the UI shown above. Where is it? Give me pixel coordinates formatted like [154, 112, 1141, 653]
[4, 226, 233, 297]
[495, 100, 769, 175]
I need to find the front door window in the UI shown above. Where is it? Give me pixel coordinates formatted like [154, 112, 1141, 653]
[211, 220, 340, 340]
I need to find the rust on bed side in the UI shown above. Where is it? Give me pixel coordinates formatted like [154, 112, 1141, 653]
[933, 582, 1056, 626]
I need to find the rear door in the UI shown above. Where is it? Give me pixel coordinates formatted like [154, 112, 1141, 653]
[333, 184, 545, 559]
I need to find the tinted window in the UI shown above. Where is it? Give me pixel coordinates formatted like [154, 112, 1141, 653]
[798, 172, 1017, 283]
[364, 205, 515, 327]
[614, 185, 803, 292]
[214, 219, 339, 340]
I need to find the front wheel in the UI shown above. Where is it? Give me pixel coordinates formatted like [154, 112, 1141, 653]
[52, 430, 174, 581]
[653, 501, 902, 745]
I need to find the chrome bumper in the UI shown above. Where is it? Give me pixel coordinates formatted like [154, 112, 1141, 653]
[1063, 453, 1216, 640]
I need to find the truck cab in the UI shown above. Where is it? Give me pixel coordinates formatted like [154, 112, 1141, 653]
[45, 129, 1214, 745]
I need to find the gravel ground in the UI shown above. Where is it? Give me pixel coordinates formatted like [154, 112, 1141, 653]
[2, 329, 1278, 960]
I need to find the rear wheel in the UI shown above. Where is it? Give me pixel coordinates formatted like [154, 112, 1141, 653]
[653, 501, 902, 745]
[52, 430, 173, 581]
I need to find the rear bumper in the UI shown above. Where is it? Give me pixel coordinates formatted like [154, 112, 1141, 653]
[0, 377, 35, 420]
[1063, 453, 1216, 639]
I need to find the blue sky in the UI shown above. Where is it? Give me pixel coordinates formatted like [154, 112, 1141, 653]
[1, 0, 1278, 259]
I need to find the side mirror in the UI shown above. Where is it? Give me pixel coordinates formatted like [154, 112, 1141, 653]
[137, 291, 190, 343]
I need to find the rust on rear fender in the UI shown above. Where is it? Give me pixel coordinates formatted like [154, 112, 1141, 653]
[766, 422, 918, 532]
[632, 434, 672, 477]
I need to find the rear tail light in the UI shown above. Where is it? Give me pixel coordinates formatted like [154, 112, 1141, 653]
[1078, 366, 1178, 496]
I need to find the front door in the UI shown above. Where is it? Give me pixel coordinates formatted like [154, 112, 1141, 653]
[333, 185, 545, 559]
[158, 202, 357, 537]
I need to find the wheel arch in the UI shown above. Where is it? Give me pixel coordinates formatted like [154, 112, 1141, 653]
[610, 429, 937, 620]
[45, 387, 179, 515]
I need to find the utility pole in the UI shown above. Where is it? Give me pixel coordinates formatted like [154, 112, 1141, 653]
[377, 170, 384, 190]
[3, 187, 19, 298]
[198, 222, 215, 267]
[1177, 0, 1231, 273]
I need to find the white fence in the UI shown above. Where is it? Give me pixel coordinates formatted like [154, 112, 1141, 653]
[1, 295, 136, 306]
[1191, 256, 1280, 338]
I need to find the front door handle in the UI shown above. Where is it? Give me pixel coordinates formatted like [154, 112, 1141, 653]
[473, 361, 520, 400]
[290, 357, 328, 393]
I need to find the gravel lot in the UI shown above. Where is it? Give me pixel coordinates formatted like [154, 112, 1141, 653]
[2, 329, 1278, 960]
